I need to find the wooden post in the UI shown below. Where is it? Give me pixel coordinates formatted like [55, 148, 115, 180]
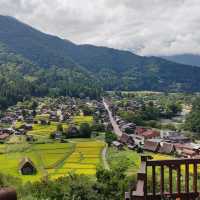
[193, 163, 197, 193]
[169, 166, 173, 195]
[152, 165, 156, 196]
[160, 165, 164, 196]
[177, 165, 181, 195]
[185, 163, 189, 193]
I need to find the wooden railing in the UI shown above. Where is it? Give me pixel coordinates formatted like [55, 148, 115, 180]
[129, 156, 200, 200]
[0, 188, 17, 200]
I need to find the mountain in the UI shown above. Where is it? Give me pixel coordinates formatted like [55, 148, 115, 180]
[162, 54, 200, 67]
[1, 15, 200, 108]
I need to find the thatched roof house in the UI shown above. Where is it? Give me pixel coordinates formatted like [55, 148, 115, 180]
[119, 133, 135, 145]
[143, 140, 160, 152]
[19, 157, 37, 175]
[159, 143, 175, 154]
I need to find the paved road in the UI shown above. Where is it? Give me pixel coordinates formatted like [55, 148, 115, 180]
[103, 98, 123, 138]
[102, 144, 110, 170]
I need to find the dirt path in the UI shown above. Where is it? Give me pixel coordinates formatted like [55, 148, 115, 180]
[102, 144, 110, 170]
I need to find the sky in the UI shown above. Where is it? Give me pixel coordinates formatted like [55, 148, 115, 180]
[0, 0, 200, 56]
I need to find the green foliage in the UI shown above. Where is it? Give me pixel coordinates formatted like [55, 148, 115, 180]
[79, 123, 92, 138]
[105, 132, 117, 146]
[57, 123, 64, 133]
[185, 98, 200, 134]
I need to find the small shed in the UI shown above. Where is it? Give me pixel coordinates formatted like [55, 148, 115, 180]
[143, 140, 160, 152]
[19, 157, 37, 175]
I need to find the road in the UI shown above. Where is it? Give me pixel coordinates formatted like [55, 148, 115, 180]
[103, 98, 123, 138]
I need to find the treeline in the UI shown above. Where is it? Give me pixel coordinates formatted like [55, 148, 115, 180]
[118, 100, 182, 127]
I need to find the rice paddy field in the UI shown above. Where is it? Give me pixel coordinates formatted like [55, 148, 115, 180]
[0, 139, 105, 183]
[73, 116, 93, 126]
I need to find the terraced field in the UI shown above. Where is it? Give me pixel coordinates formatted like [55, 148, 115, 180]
[49, 140, 105, 179]
[0, 139, 105, 182]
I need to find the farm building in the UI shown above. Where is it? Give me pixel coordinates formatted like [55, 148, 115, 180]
[19, 158, 37, 175]
[143, 140, 160, 152]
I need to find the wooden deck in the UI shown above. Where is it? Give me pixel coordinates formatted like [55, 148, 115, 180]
[127, 156, 200, 200]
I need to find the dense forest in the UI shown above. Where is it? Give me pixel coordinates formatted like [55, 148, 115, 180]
[0, 42, 102, 109]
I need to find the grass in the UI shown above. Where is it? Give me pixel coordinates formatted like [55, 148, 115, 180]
[73, 116, 93, 126]
[0, 139, 105, 182]
[107, 147, 173, 176]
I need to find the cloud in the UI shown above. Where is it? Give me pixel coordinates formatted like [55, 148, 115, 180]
[0, 0, 200, 56]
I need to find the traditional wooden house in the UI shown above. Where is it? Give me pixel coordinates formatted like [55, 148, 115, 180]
[158, 143, 176, 154]
[182, 149, 197, 158]
[143, 140, 160, 152]
[19, 157, 37, 175]
[121, 123, 136, 134]
[140, 130, 160, 139]
[0, 133, 9, 140]
[39, 119, 50, 125]
[119, 133, 135, 145]
[135, 127, 147, 135]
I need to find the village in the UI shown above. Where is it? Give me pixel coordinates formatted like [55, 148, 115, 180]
[103, 92, 200, 159]
[0, 92, 200, 187]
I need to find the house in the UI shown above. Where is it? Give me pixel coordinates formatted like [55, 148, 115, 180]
[158, 143, 176, 154]
[140, 130, 160, 139]
[164, 132, 191, 143]
[135, 127, 147, 135]
[174, 143, 200, 157]
[53, 132, 62, 140]
[130, 134, 144, 146]
[121, 123, 136, 134]
[39, 119, 50, 125]
[120, 133, 135, 145]
[0, 133, 9, 140]
[143, 140, 160, 152]
[20, 124, 33, 131]
[112, 141, 123, 150]
[19, 157, 37, 175]
[182, 149, 197, 158]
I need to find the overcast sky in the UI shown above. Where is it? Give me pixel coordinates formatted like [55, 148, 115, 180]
[0, 0, 200, 56]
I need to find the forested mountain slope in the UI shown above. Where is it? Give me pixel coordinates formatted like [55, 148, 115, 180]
[1, 15, 200, 109]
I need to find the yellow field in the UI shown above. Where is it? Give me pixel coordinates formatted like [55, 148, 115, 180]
[73, 116, 93, 126]
[50, 140, 105, 179]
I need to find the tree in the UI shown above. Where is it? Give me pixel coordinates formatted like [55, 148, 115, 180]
[79, 123, 92, 138]
[56, 123, 63, 133]
[105, 132, 117, 146]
